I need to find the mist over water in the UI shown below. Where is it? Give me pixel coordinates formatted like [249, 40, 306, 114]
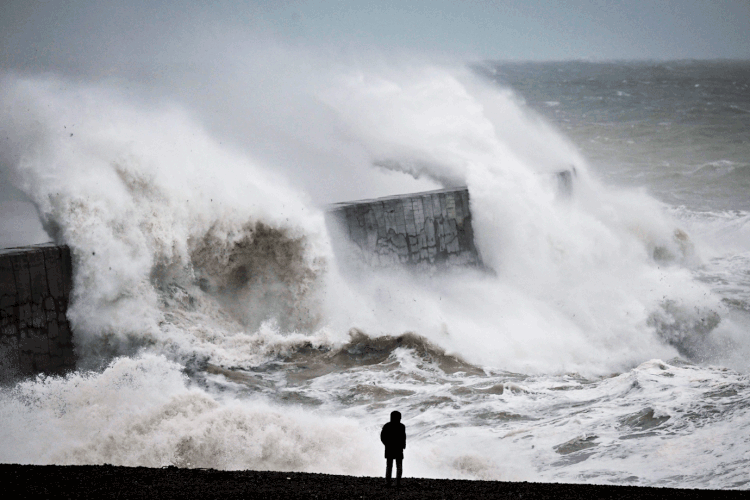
[1, 57, 749, 488]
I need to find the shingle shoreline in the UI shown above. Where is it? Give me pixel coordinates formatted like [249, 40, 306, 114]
[1, 464, 743, 499]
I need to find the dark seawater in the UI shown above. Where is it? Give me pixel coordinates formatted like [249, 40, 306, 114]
[481, 61, 750, 211]
[1, 61, 749, 489]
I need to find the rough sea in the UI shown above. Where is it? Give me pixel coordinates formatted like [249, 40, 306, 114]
[1, 60, 749, 489]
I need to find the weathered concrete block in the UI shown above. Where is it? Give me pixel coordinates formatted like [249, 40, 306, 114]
[49, 344, 64, 363]
[1, 244, 76, 376]
[460, 191, 470, 221]
[446, 192, 456, 220]
[46, 305, 57, 325]
[18, 302, 32, 327]
[34, 353, 51, 372]
[412, 197, 425, 234]
[382, 200, 398, 235]
[47, 320, 59, 339]
[394, 200, 406, 235]
[50, 355, 65, 369]
[0, 336, 19, 366]
[61, 346, 76, 366]
[28, 250, 48, 305]
[446, 219, 459, 253]
[372, 203, 386, 239]
[381, 229, 408, 263]
[326, 187, 480, 269]
[408, 236, 419, 262]
[60, 246, 73, 298]
[425, 217, 436, 248]
[404, 200, 416, 236]
[418, 233, 429, 261]
[346, 207, 363, 245]
[1, 323, 17, 337]
[11, 253, 32, 303]
[438, 193, 448, 219]
[0, 293, 16, 310]
[43, 247, 65, 299]
[20, 332, 49, 354]
[422, 194, 434, 220]
[454, 191, 465, 222]
[31, 303, 46, 328]
[0, 257, 16, 299]
[58, 321, 72, 346]
[18, 351, 34, 373]
[1, 297, 16, 327]
[431, 194, 442, 222]
[364, 209, 378, 252]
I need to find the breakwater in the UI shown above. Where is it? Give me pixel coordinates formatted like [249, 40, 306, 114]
[0, 244, 75, 380]
[0, 187, 483, 379]
[326, 187, 481, 268]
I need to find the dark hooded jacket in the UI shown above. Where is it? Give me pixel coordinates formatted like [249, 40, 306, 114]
[380, 413, 406, 459]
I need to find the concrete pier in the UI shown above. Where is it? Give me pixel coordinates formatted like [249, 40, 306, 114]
[326, 187, 481, 268]
[0, 244, 75, 380]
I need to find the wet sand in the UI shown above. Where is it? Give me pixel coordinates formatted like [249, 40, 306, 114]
[1, 464, 744, 499]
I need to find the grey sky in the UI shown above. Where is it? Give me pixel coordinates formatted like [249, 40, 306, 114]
[261, 0, 750, 60]
[1, 0, 748, 247]
[1, 0, 748, 71]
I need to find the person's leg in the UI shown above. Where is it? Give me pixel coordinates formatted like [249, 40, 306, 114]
[385, 458, 393, 485]
[395, 458, 402, 487]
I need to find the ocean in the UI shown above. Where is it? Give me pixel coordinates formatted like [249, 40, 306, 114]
[1, 60, 749, 489]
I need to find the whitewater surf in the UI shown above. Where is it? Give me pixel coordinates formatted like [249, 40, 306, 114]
[1, 59, 748, 489]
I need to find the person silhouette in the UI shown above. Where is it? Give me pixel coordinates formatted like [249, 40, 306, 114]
[380, 410, 406, 487]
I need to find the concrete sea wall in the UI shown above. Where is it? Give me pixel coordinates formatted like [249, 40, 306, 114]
[326, 187, 481, 268]
[0, 244, 75, 380]
[0, 187, 484, 379]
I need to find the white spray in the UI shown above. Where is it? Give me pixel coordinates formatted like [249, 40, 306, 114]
[0, 59, 735, 478]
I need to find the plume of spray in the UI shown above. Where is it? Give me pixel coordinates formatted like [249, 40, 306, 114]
[0, 74, 336, 369]
[0, 57, 730, 375]
[0, 51, 738, 474]
[311, 63, 728, 374]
